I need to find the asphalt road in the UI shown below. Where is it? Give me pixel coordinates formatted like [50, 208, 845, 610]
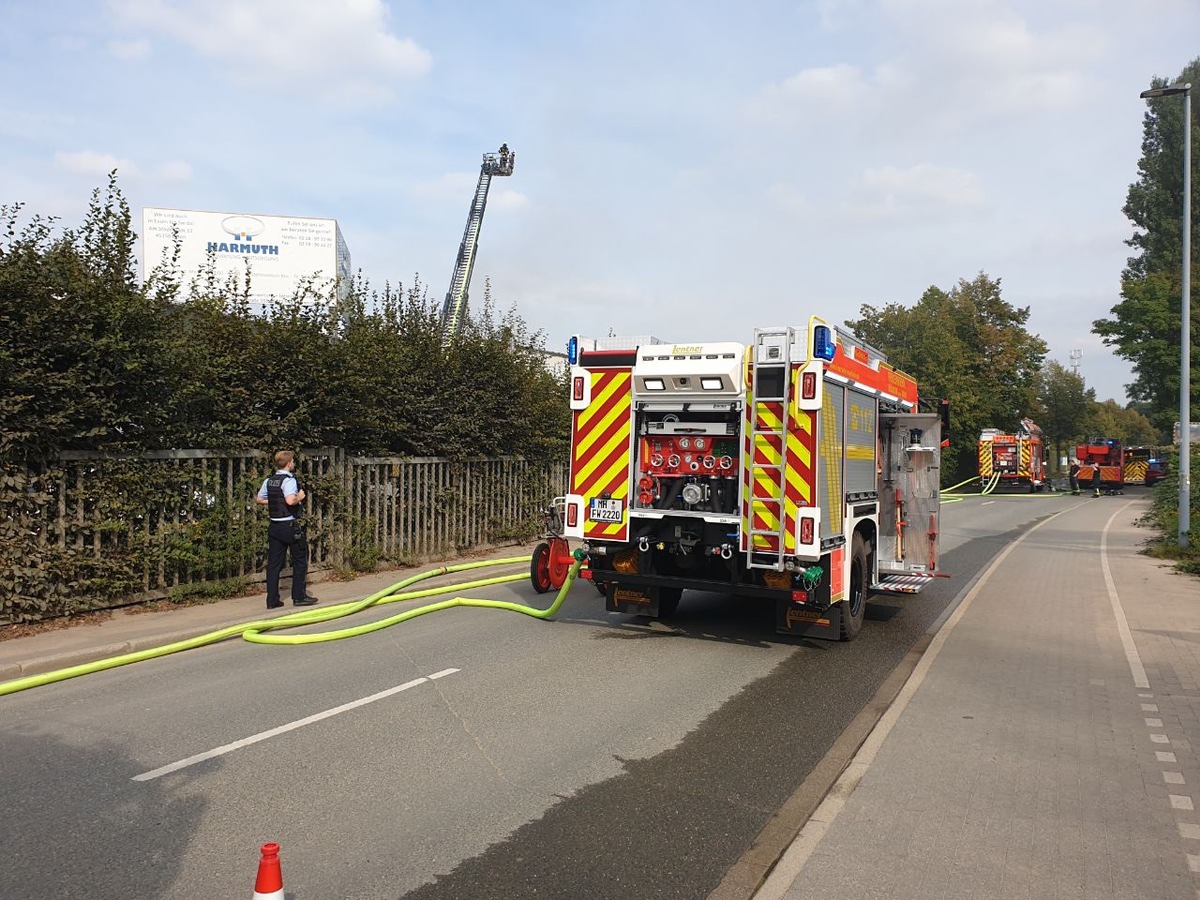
[0, 489, 1101, 899]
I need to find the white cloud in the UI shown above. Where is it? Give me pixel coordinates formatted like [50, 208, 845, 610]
[846, 164, 985, 220]
[54, 150, 139, 177]
[109, 0, 431, 104]
[751, 1, 1102, 136]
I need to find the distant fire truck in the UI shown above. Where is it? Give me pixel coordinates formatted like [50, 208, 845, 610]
[1077, 438, 1125, 494]
[542, 320, 944, 641]
[1123, 446, 1167, 486]
[977, 419, 1046, 492]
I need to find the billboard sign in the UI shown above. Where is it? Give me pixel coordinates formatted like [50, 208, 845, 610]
[141, 207, 350, 305]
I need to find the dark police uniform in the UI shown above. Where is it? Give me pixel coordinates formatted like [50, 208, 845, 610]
[259, 469, 310, 608]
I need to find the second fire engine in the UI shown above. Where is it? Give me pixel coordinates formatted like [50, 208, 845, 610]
[977, 418, 1047, 492]
[549, 319, 943, 641]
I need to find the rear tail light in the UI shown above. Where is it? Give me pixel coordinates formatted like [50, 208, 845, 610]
[801, 371, 816, 400]
[566, 503, 578, 528]
[799, 516, 814, 544]
[573, 376, 585, 401]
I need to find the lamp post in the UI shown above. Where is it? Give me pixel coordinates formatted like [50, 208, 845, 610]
[1140, 82, 1192, 548]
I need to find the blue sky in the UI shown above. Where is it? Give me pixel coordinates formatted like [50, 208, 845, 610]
[3, 0, 1198, 405]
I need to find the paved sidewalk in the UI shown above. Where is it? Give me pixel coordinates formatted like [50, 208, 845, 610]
[0, 543, 537, 685]
[757, 496, 1200, 900]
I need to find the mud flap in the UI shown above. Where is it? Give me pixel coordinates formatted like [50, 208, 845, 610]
[776, 599, 843, 640]
[605, 583, 664, 617]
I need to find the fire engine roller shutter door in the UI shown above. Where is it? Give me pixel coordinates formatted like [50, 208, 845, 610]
[570, 368, 633, 541]
[844, 388, 877, 496]
[820, 383, 845, 540]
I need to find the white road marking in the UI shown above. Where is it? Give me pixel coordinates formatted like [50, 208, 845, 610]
[1100, 503, 1149, 689]
[132, 668, 461, 782]
[981, 500, 996, 506]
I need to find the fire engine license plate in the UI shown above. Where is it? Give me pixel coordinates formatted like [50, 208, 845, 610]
[589, 498, 624, 523]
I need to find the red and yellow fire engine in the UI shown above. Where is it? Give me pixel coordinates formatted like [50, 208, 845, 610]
[540, 319, 943, 641]
[977, 419, 1047, 492]
[1077, 438, 1125, 494]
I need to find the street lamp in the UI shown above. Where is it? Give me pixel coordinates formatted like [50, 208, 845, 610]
[1140, 82, 1192, 548]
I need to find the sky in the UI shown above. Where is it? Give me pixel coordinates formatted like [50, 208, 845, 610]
[2, 0, 1198, 406]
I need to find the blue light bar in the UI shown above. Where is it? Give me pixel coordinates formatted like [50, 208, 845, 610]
[812, 325, 836, 361]
[567, 336, 579, 365]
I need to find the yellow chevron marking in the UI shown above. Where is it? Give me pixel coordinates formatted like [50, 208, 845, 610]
[754, 434, 782, 466]
[785, 467, 812, 504]
[578, 372, 630, 431]
[756, 403, 782, 430]
[593, 454, 630, 500]
[754, 469, 782, 499]
[576, 422, 631, 489]
[752, 501, 781, 530]
[786, 430, 811, 468]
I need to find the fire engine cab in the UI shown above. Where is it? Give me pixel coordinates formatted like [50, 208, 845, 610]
[558, 319, 943, 641]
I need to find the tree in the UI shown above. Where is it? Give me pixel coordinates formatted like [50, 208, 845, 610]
[3, 178, 571, 462]
[0, 175, 176, 461]
[847, 272, 1048, 483]
[1083, 400, 1159, 447]
[1037, 361, 1095, 468]
[1094, 57, 1199, 435]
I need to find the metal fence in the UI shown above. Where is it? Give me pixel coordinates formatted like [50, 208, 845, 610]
[1, 449, 567, 620]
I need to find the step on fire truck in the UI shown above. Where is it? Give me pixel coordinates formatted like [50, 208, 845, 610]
[552, 319, 944, 641]
[1077, 438, 1125, 494]
[977, 418, 1046, 492]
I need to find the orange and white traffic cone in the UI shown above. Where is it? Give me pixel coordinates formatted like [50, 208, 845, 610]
[252, 842, 284, 899]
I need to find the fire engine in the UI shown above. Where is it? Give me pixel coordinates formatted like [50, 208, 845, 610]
[1123, 446, 1167, 486]
[977, 419, 1046, 492]
[545, 320, 943, 641]
[1076, 438, 1125, 494]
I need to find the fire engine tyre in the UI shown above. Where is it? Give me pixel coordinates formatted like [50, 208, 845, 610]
[530, 542, 553, 594]
[841, 533, 868, 641]
[657, 587, 682, 618]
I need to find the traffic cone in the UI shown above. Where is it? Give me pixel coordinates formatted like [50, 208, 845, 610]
[253, 842, 284, 899]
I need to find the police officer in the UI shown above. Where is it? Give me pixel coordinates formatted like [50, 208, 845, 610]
[256, 450, 319, 609]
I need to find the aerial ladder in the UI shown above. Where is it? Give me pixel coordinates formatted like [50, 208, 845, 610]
[439, 144, 515, 342]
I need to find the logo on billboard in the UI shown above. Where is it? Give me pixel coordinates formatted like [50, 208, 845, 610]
[222, 215, 266, 240]
[207, 214, 279, 256]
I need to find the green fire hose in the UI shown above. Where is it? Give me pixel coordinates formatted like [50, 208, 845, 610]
[0, 554, 581, 698]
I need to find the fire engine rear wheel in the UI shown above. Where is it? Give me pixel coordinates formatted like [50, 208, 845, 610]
[530, 542, 553, 594]
[841, 533, 868, 641]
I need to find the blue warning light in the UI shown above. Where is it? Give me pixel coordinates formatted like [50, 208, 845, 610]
[812, 325, 836, 361]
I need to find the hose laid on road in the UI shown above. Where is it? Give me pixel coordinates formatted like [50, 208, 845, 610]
[0, 555, 580, 697]
[940, 475, 979, 494]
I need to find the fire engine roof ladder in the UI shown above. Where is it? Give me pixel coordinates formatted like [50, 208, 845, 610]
[439, 145, 515, 345]
[746, 327, 794, 571]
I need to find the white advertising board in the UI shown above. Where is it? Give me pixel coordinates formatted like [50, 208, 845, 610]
[141, 207, 350, 305]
